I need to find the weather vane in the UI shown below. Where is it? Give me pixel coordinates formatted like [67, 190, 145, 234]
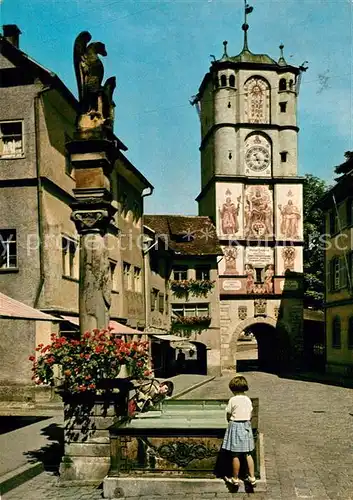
[242, 1, 254, 51]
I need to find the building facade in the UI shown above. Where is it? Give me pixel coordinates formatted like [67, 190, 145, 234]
[319, 153, 353, 376]
[0, 25, 153, 399]
[193, 24, 305, 370]
[144, 215, 222, 376]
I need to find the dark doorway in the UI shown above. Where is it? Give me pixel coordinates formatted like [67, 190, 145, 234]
[237, 322, 286, 373]
[303, 319, 326, 372]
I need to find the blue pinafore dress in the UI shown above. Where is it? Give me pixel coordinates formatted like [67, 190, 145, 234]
[221, 420, 254, 453]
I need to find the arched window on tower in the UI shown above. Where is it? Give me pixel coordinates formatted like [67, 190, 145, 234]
[279, 78, 287, 91]
[220, 74, 227, 87]
[244, 76, 270, 124]
[289, 79, 294, 90]
[229, 74, 235, 87]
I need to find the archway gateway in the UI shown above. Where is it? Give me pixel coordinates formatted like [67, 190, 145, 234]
[233, 317, 290, 373]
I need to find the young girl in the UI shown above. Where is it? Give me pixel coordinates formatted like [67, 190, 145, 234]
[222, 375, 256, 487]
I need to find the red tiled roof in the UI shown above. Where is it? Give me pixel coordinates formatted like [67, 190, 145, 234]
[0, 292, 59, 321]
[144, 215, 222, 256]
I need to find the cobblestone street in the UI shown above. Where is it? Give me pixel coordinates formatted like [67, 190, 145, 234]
[3, 372, 353, 499]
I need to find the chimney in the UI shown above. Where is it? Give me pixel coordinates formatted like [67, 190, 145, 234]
[3, 25, 21, 48]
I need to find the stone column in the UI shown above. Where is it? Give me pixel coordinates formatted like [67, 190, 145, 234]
[59, 30, 122, 485]
[68, 139, 117, 335]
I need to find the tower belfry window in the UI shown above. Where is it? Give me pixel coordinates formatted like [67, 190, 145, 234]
[220, 74, 227, 87]
[229, 74, 235, 87]
[279, 78, 287, 91]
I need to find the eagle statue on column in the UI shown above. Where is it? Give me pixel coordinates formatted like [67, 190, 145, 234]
[73, 31, 116, 132]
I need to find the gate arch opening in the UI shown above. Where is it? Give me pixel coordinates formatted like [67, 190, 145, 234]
[234, 317, 289, 373]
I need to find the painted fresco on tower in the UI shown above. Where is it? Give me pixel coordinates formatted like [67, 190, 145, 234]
[244, 133, 272, 178]
[244, 76, 270, 124]
[275, 185, 303, 240]
[216, 183, 242, 238]
[244, 185, 273, 239]
[244, 247, 274, 294]
[218, 245, 243, 275]
[276, 246, 303, 275]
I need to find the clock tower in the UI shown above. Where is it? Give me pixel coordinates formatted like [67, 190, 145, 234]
[193, 6, 306, 371]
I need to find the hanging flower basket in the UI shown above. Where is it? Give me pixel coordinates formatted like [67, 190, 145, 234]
[170, 279, 215, 298]
[29, 328, 151, 394]
[171, 316, 211, 337]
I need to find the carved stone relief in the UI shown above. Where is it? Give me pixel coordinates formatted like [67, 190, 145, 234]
[238, 306, 247, 321]
[254, 299, 267, 316]
[71, 209, 114, 234]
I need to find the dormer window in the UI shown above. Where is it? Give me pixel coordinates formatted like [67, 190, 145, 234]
[279, 78, 286, 91]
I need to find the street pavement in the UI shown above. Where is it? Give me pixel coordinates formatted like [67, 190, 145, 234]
[3, 371, 353, 499]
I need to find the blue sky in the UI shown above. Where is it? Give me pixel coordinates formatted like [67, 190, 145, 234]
[1, 0, 352, 214]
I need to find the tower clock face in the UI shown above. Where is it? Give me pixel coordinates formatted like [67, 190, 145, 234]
[245, 146, 270, 172]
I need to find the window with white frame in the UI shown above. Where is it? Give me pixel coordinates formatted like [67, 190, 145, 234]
[109, 259, 118, 291]
[134, 266, 141, 293]
[172, 303, 209, 317]
[0, 229, 17, 269]
[330, 256, 347, 291]
[123, 262, 132, 290]
[0, 121, 23, 158]
[173, 266, 188, 281]
[62, 236, 78, 279]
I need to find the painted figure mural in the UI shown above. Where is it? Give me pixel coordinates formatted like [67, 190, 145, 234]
[263, 264, 274, 293]
[244, 77, 270, 124]
[223, 247, 239, 275]
[278, 191, 301, 239]
[244, 185, 273, 238]
[245, 263, 255, 293]
[219, 189, 241, 235]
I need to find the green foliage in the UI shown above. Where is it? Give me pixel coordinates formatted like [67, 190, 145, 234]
[303, 174, 328, 309]
[334, 151, 353, 175]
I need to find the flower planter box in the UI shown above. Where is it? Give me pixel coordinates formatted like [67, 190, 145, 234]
[29, 330, 152, 485]
[170, 280, 215, 299]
